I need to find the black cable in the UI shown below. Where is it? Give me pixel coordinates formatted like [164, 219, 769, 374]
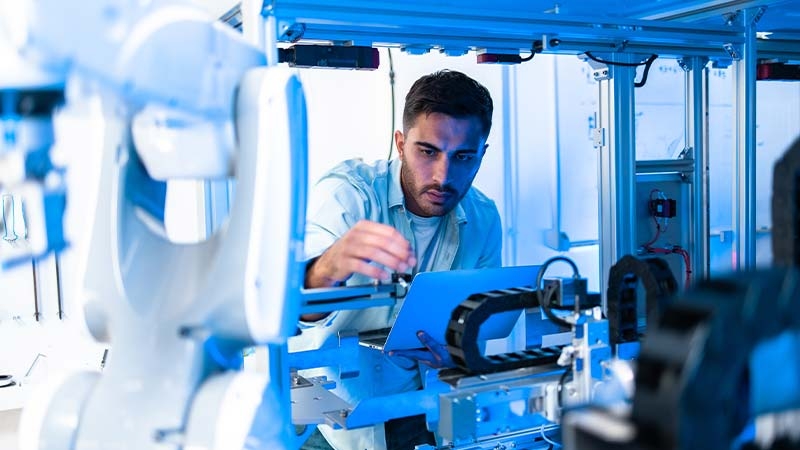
[536, 256, 581, 329]
[557, 366, 573, 407]
[584, 51, 655, 67]
[520, 40, 543, 62]
[634, 54, 658, 88]
[387, 48, 396, 160]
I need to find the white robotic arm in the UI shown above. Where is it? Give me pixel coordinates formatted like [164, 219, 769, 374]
[2, 1, 308, 449]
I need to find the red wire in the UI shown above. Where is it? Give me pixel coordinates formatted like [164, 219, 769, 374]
[642, 223, 661, 248]
[644, 246, 692, 288]
[642, 189, 664, 249]
[673, 247, 692, 287]
[641, 188, 692, 288]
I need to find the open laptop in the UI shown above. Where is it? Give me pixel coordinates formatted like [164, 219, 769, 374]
[359, 265, 540, 352]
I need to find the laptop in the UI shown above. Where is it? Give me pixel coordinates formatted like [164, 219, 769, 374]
[358, 265, 540, 352]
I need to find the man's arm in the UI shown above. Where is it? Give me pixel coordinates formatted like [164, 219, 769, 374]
[476, 205, 503, 268]
[300, 220, 416, 321]
[305, 220, 416, 288]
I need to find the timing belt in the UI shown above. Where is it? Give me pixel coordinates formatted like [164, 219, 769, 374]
[445, 286, 562, 374]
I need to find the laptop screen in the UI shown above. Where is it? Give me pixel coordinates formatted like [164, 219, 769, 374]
[383, 265, 541, 351]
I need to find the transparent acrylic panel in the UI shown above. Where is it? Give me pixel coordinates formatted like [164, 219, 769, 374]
[707, 68, 800, 275]
[634, 59, 687, 161]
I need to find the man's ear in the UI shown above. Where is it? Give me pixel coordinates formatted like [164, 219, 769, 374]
[394, 130, 405, 157]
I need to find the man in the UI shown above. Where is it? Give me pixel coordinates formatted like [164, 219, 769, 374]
[293, 70, 502, 450]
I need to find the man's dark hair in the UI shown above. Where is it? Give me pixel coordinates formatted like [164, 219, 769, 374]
[402, 70, 493, 139]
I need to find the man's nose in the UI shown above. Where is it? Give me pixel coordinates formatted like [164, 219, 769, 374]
[432, 156, 451, 185]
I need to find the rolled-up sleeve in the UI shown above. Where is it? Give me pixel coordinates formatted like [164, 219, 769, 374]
[304, 177, 368, 261]
[476, 202, 502, 269]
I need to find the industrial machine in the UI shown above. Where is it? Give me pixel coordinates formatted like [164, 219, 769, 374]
[289, 256, 614, 450]
[561, 137, 800, 450]
[1, 1, 799, 450]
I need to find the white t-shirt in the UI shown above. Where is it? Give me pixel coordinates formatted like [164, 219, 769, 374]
[407, 211, 443, 273]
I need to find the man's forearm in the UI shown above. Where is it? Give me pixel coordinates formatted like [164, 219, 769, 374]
[299, 312, 330, 321]
[300, 256, 334, 322]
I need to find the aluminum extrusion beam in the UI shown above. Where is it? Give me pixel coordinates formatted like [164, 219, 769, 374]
[595, 55, 639, 303]
[299, 284, 400, 315]
[634, 0, 776, 22]
[756, 39, 800, 60]
[684, 57, 711, 283]
[733, 8, 759, 270]
[269, 1, 746, 57]
[635, 158, 696, 175]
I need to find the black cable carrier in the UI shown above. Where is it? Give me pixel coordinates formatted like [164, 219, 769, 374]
[772, 136, 800, 267]
[445, 286, 562, 374]
[606, 255, 678, 346]
[632, 268, 800, 450]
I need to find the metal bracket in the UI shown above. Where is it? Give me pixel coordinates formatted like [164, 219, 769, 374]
[724, 6, 766, 27]
[582, 56, 611, 81]
[723, 10, 740, 26]
[723, 43, 741, 60]
[279, 22, 306, 42]
[751, 6, 767, 26]
[593, 128, 606, 149]
[402, 45, 434, 55]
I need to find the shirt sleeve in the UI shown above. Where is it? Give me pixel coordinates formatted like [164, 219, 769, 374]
[476, 203, 502, 268]
[300, 176, 370, 330]
[304, 176, 368, 261]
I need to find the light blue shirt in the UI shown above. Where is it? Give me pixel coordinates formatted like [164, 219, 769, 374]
[289, 158, 501, 450]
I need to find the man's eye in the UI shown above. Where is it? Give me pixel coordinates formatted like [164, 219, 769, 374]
[455, 153, 475, 162]
[421, 149, 436, 156]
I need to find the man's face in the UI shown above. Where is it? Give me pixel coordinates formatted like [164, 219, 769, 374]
[395, 112, 488, 217]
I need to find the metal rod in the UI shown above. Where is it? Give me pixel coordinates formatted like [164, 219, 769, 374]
[501, 64, 519, 265]
[635, 158, 695, 175]
[272, 1, 745, 49]
[2, 195, 17, 242]
[685, 56, 710, 282]
[268, 343, 292, 439]
[301, 283, 397, 303]
[597, 54, 639, 302]
[553, 58, 563, 241]
[55, 254, 64, 319]
[634, 0, 773, 22]
[733, 7, 760, 271]
[32, 259, 41, 322]
[260, 1, 279, 67]
[24, 353, 46, 378]
[100, 349, 109, 371]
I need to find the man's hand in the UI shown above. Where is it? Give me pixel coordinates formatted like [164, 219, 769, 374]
[388, 330, 455, 369]
[305, 220, 416, 289]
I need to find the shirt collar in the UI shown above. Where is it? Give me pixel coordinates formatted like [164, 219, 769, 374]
[388, 159, 468, 224]
[388, 158, 405, 208]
